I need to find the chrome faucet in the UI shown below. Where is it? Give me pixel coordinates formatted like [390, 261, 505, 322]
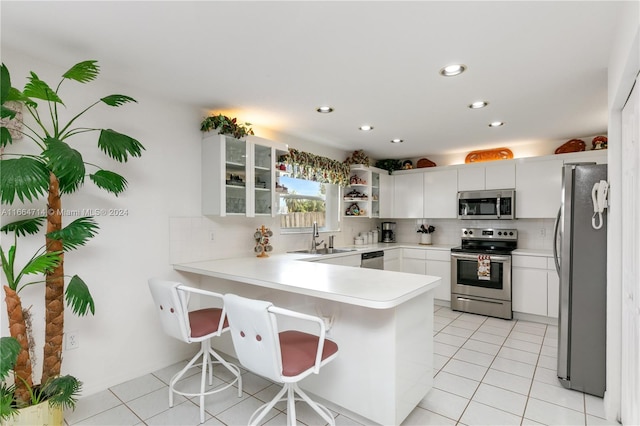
[311, 221, 323, 253]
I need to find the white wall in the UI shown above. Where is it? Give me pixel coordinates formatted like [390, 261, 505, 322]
[605, 1, 640, 422]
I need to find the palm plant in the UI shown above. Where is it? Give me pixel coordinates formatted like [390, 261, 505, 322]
[0, 60, 144, 418]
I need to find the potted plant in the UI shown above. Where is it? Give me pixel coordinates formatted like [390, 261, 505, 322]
[0, 60, 144, 423]
[374, 159, 402, 175]
[200, 113, 254, 139]
[417, 224, 435, 245]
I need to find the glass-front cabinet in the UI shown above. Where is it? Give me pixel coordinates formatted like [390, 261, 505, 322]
[202, 133, 287, 217]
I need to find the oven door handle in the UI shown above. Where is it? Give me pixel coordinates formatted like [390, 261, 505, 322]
[451, 253, 510, 262]
[496, 197, 501, 219]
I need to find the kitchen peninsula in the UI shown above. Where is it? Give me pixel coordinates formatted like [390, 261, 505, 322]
[174, 253, 441, 425]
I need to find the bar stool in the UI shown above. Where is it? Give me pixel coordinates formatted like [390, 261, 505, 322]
[223, 293, 339, 426]
[148, 278, 242, 423]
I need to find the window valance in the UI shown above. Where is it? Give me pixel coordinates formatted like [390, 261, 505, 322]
[278, 148, 350, 187]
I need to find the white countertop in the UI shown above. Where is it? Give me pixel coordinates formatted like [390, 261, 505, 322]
[512, 248, 553, 257]
[173, 252, 441, 310]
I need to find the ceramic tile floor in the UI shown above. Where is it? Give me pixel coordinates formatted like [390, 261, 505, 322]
[64, 306, 620, 426]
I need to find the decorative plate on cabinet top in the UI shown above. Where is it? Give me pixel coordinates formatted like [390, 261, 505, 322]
[465, 147, 514, 163]
[417, 158, 437, 168]
[555, 139, 586, 154]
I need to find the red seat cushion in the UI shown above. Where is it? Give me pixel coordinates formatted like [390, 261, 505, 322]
[279, 330, 338, 377]
[189, 308, 228, 338]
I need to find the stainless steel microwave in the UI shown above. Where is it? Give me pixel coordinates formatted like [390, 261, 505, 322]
[458, 189, 516, 220]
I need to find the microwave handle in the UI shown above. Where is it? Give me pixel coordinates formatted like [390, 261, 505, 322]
[496, 196, 501, 219]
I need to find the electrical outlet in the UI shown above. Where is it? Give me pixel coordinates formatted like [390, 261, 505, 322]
[209, 231, 215, 241]
[539, 228, 547, 238]
[66, 331, 79, 350]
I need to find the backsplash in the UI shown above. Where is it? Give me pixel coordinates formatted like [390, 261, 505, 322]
[170, 216, 553, 263]
[393, 218, 556, 250]
[169, 216, 377, 263]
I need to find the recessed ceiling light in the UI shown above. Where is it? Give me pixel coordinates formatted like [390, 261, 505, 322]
[469, 101, 488, 109]
[390, 138, 404, 144]
[359, 125, 374, 131]
[489, 121, 504, 127]
[316, 106, 334, 113]
[439, 64, 467, 77]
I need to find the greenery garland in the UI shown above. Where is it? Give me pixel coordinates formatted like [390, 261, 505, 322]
[278, 148, 350, 187]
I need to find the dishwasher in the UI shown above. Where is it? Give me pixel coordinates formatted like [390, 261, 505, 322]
[361, 250, 384, 269]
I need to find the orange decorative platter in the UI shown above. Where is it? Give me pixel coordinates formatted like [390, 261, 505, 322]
[465, 147, 513, 163]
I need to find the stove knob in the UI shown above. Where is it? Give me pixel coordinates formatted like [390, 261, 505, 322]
[463, 230, 468, 235]
[468, 230, 473, 235]
[498, 231, 503, 236]
[509, 231, 514, 236]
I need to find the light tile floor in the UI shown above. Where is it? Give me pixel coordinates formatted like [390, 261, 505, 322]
[64, 306, 620, 425]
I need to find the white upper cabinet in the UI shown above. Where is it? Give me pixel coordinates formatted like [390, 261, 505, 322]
[424, 169, 458, 218]
[515, 157, 564, 218]
[458, 162, 515, 191]
[378, 171, 394, 218]
[202, 133, 287, 217]
[393, 172, 424, 218]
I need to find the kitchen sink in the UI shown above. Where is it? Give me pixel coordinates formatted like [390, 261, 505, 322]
[288, 248, 357, 255]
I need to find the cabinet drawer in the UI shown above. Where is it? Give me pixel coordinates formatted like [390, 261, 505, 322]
[426, 250, 451, 262]
[403, 248, 427, 259]
[512, 255, 547, 269]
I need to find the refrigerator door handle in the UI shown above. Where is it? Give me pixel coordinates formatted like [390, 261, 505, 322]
[553, 206, 561, 276]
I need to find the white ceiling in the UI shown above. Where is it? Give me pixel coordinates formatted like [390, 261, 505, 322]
[1, 1, 626, 160]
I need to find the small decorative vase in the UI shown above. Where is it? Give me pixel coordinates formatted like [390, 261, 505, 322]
[420, 233, 432, 245]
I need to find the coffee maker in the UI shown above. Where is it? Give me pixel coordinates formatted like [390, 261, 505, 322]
[380, 221, 396, 243]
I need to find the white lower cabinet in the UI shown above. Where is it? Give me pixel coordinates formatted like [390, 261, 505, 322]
[384, 248, 401, 272]
[426, 250, 451, 301]
[401, 248, 450, 301]
[402, 248, 427, 275]
[512, 254, 557, 317]
[547, 258, 560, 318]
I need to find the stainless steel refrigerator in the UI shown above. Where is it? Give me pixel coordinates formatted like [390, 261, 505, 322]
[553, 163, 607, 397]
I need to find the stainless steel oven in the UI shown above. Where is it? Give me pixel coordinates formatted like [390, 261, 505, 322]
[450, 228, 517, 319]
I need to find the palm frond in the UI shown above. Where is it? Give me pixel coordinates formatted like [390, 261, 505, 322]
[89, 170, 128, 195]
[0, 127, 11, 148]
[65, 275, 95, 316]
[0, 157, 50, 204]
[0, 104, 16, 120]
[98, 129, 144, 162]
[62, 60, 99, 84]
[100, 94, 137, 107]
[41, 375, 82, 410]
[0, 383, 18, 421]
[0, 337, 20, 381]
[43, 137, 85, 194]
[46, 216, 99, 252]
[0, 64, 10, 104]
[0, 217, 46, 237]
[19, 250, 62, 277]
[23, 72, 63, 104]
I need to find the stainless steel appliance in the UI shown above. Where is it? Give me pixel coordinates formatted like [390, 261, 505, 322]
[554, 163, 607, 397]
[361, 251, 384, 269]
[451, 228, 518, 319]
[381, 221, 396, 243]
[458, 189, 516, 220]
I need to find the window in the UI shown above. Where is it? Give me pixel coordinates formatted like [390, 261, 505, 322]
[278, 176, 341, 233]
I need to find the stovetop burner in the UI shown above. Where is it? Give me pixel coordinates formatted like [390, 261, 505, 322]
[453, 227, 518, 255]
